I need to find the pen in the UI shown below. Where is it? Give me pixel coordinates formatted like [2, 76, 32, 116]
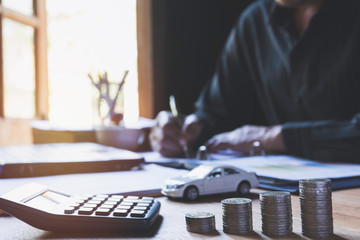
[169, 95, 191, 158]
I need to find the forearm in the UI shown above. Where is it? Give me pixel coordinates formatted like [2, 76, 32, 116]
[263, 125, 285, 153]
[282, 114, 360, 162]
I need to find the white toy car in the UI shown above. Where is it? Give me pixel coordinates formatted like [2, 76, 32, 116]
[161, 164, 259, 200]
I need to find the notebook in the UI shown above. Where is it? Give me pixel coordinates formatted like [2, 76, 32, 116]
[0, 142, 144, 178]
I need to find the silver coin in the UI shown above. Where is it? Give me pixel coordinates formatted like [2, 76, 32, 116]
[261, 206, 292, 211]
[299, 179, 333, 238]
[185, 211, 216, 233]
[300, 190, 332, 195]
[260, 191, 291, 197]
[222, 198, 253, 235]
[299, 179, 331, 186]
[300, 186, 331, 189]
[262, 230, 293, 237]
[301, 195, 331, 199]
[303, 228, 333, 233]
[303, 229, 334, 234]
[260, 191, 293, 237]
[221, 198, 252, 205]
[262, 226, 293, 232]
[300, 204, 332, 209]
[186, 211, 215, 219]
[300, 191, 332, 196]
[224, 228, 251, 235]
[301, 202, 332, 207]
[303, 223, 334, 228]
[301, 211, 332, 215]
[300, 184, 332, 188]
[300, 197, 332, 202]
[301, 218, 333, 224]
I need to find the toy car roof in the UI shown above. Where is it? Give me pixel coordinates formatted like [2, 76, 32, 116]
[196, 163, 252, 173]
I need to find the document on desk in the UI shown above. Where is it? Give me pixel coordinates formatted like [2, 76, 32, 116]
[213, 155, 360, 180]
[0, 164, 188, 196]
[201, 155, 360, 192]
[142, 152, 360, 192]
[141, 151, 243, 168]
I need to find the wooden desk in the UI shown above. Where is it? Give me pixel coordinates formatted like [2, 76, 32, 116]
[0, 188, 359, 239]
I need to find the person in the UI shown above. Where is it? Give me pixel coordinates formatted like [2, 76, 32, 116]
[149, 0, 360, 163]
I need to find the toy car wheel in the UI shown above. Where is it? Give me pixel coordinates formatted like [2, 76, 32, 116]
[184, 186, 199, 200]
[237, 181, 250, 195]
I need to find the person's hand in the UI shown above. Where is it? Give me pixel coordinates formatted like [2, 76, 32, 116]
[206, 125, 285, 155]
[149, 111, 203, 157]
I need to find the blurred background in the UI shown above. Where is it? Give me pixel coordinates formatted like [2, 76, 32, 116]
[0, 0, 253, 145]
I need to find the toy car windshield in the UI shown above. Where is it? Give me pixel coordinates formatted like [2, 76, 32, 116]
[184, 165, 214, 179]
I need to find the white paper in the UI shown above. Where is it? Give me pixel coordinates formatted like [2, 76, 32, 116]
[0, 164, 188, 196]
[200, 155, 360, 181]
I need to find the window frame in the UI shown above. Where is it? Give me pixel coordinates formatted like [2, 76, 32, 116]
[0, 0, 48, 120]
[136, 0, 167, 119]
[0, 0, 151, 120]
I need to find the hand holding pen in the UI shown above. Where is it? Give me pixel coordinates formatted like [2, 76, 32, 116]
[169, 95, 191, 158]
[149, 97, 203, 158]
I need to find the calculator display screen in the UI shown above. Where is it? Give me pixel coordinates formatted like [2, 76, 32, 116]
[25, 191, 70, 212]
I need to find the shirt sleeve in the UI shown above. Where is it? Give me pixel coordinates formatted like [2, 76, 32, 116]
[282, 114, 360, 162]
[193, 15, 267, 145]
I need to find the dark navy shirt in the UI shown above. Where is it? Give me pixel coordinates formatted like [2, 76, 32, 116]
[194, 0, 360, 162]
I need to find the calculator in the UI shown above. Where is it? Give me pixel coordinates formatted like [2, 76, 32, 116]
[0, 183, 161, 232]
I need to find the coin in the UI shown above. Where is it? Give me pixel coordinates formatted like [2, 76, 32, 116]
[185, 211, 216, 233]
[221, 198, 252, 235]
[260, 191, 292, 237]
[299, 179, 333, 238]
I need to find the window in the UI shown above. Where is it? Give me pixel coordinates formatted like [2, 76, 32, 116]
[1, 0, 138, 127]
[224, 168, 239, 175]
[208, 168, 223, 178]
[0, 0, 48, 120]
[46, 0, 138, 127]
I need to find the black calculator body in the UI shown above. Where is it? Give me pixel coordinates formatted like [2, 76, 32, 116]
[0, 183, 161, 232]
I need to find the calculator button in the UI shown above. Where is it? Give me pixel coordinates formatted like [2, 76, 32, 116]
[83, 203, 98, 208]
[113, 209, 128, 217]
[120, 202, 134, 207]
[141, 197, 154, 202]
[139, 200, 153, 204]
[95, 208, 111, 216]
[64, 207, 75, 214]
[101, 203, 116, 209]
[78, 207, 94, 215]
[87, 200, 102, 205]
[92, 197, 106, 202]
[104, 200, 120, 205]
[136, 203, 150, 208]
[116, 205, 131, 211]
[68, 202, 81, 209]
[130, 210, 146, 217]
[126, 196, 139, 200]
[73, 199, 86, 204]
[73, 196, 90, 201]
[109, 195, 124, 200]
[99, 206, 112, 211]
[133, 206, 147, 211]
[123, 199, 141, 203]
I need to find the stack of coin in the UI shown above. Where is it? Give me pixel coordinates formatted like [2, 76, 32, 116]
[185, 211, 216, 233]
[260, 191, 293, 237]
[221, 198, 253, 235]
[299, 179, 333, 238]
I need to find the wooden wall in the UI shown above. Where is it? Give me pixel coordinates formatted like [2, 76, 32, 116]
[0, 119, 32, 145]
[137, 0, 254, 118]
